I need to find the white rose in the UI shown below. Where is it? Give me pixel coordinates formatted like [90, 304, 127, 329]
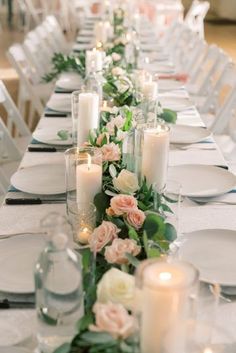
[113, 169, 139, 194]
[97, 268, 135, 310]
[112, 67, 125, 76]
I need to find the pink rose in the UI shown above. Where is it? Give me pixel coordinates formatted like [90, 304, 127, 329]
[110, 194, 138, 216]
[105, 238, 141, 265]
[127, 209, 146, 230]
[96, 132, 109, 146]
[88, 221, 120, 253]
[101, 142, 121, 162]
[90, 302, 136, 339]
[106, 115, 125, 135]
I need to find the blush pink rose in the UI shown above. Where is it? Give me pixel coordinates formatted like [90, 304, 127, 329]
[88, 221, 120, 253]
[105, 238, 141, 265]
[90, 302, 136, 339]
[110, 194, 138, 216]
[127, 209, 146, 230]
[101, 142, 121, 162]
[96, 132, 109, 146]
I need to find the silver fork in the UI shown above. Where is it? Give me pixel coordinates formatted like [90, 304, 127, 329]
[189, 198, 236, 206]
[172, 144, 216, 151]
[0, 231, 47, 240]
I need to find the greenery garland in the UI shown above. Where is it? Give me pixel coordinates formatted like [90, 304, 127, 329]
[42, 10, 179, 353]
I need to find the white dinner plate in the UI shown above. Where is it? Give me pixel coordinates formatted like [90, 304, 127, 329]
[159, 79, 184, 91]
[11, 164, 66, 195]
[179, 229, 236, 286]
[159, 96, 192, 111]
[170, 125, 211, 144]
[33, 127, 72, 146]
[0, 234, 45, 293]
[73, 43, 93, 51]
[56, 72, 83, 91]
[168, 165, 236, 197]
[0, 348, 31, 353]
[46, 93, 71, 113]
[0, 310, 35, 347]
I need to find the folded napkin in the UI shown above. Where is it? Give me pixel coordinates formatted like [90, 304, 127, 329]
[179, 204, 236, 234]
[169, 149, 226, 167]
[0, 204, 66, 237]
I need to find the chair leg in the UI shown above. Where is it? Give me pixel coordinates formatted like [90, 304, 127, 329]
[28, 102, 35, 131]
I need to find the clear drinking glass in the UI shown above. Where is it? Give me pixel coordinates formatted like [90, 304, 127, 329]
[153, 179, 182, 235]
[65, 147, 102, 222]
[35, 231, 83, 353]
[69, 202, 97, 245]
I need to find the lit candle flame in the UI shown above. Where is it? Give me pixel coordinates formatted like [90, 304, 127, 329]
[203, 348, 213, 353]
[159, 272, 172, 281]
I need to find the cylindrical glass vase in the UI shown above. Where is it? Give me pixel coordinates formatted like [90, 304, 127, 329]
[135, 259, 199, 353]
[65, 147, 102, 222]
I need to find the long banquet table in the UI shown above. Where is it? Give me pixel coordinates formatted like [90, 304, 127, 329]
[1, 15, 236, 351]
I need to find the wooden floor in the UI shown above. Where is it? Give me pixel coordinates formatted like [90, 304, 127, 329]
[0, 20, 236, 102]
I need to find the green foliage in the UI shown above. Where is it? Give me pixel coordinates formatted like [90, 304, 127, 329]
[42, 52, 86, 83]
[160, 109, 177, 124]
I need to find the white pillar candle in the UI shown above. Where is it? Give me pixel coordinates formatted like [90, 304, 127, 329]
[140, 261, 198, 353]
[86, 49, 103, 75]
[141, 81, 158, 100]
[141, 126, 169, 189]
[77, 92, 99, 146]
[95, 21, 108, 45]
[76, 159, 102, 204]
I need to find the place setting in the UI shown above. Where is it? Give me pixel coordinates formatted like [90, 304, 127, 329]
[2, 1, 236, 353]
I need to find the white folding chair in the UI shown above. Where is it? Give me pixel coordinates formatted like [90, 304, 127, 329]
[44, 15, 72, 53]
[7, 44, 53, 129]
[184, 0, 210, 39]
[187, 45, 222, 95]
[200, 63, 236, 131]
[0, 118, 22, 189]
[0, 81, 31, 154]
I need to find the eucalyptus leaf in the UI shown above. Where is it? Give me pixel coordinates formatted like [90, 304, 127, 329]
[143, 213, 166, 241]
[80, 332, 115, 345]
[77, 312, 94, 333]
[57, 130, 70, 141]
[125, 253, 140, 267]
[164, 223, 177, 242]
[109, 164, 117, 178]
[160, 109, 177, 124]
[53, 342, 71, 353]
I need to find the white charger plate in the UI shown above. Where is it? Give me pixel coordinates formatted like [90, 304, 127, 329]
[159, 96, 192, 111]
[0, 310, 35, 347]
[11, 164, 66, 195]
[46, 93, 71, 113]
[0, 235, 45, 293]
[33, 128, 72, 146]
[73, 43, 93, 51]
[168, 165, 236, 197]
[0, 348, 31, 353]
[179, 229, 236, 286]
[170, 125, 211, 144]
[159, 79, 184, 91]
[56, 72, 83, 91]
